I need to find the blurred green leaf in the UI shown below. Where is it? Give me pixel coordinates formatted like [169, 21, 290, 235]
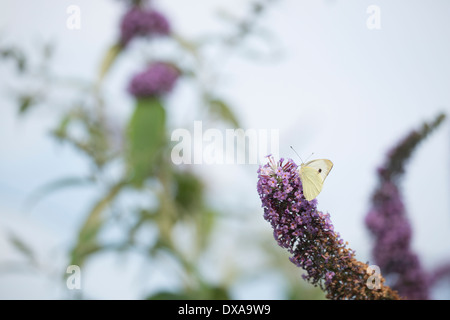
[17, 94, 39, 115]
[127, 209, 157, 245]
[195, 208, 216, 250]
[287, 282, 326, 300]
[0, 47, 27, 72]
[208, 98, 240, 128]
[51, 107, 115, 168]
[126, 97, 166, 187]
[173, 171, 217, 250]
[25, 176, 94, 209]
[18, 95, 33, 114]
[84, 120, 113, 168]
[97, 43, 122, 85]
[173, 33, 197, 54]
[201, 285, 229, 300]
[70, 180, 126, 267]
[174, 171, 204, 215]
[52, 113, 72, 140]
[8, 232, 35, 264]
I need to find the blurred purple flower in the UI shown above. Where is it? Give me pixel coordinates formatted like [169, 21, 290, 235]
[257, 156, 400, 300]
[365, 113, 446, 300]
[120, 7, 170, 47]
[366, 181, 430, 299]
[128, 62, 179, 98]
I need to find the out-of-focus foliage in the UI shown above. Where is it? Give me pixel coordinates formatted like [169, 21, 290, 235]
[0, 0, 324, 299]
[126, 97, 166, 187]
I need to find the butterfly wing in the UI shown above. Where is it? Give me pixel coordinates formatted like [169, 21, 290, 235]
[299, 159, 333, 201]
[299, 165, 324, 201]
[304, 159, 333, 181]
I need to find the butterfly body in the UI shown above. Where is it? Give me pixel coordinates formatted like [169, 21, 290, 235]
[298, 159, 333, 201]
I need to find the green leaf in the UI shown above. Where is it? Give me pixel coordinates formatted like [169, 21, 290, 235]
[51, 113, 72, 140]
[126, 97, 166, 187]
[8, 232, 35, 264]
[195, 208, 216, 251]
[1, 47, 27, 72]
[18, 95, 37, 115]
[96, 43, 122, 85]
[203, 285, 229, 300]
[208, 98, 240, 128]
[174, 171, 204, 215]
[70, 180, 126, 267]
[25, 176, 94, 209]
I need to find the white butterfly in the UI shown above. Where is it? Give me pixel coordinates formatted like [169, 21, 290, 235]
[298, 159, 333, 201]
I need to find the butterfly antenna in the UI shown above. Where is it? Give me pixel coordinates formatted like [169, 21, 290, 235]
[305, 152, 315, 162]
[290, 146, 304, 163]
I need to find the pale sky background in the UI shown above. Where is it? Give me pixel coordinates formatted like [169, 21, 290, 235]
[1, 0, 450, 299]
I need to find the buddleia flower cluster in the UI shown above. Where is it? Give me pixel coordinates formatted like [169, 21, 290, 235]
[257, 156, 400, 300]
[119, 6, 170, 47]
[128, 62, 179, 98]
[119, 4, 179, 99]
[366, 113, 447, 299]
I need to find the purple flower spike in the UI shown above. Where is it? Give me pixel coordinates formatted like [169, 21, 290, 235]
[366, 182, 430, 299]
[257, 156, 400, 300]
[365, 113, 446, 300]
[128, 62, 179, 98]
[120, 7, 170, 47]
